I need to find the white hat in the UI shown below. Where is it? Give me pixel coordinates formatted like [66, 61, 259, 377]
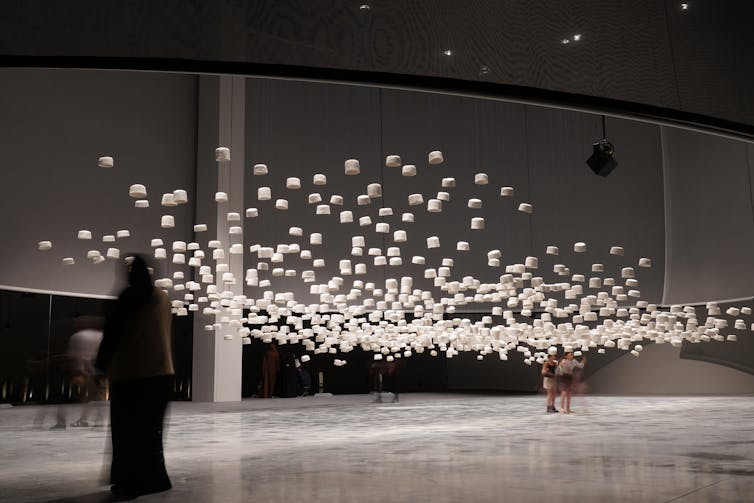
[161, 216, 175, 228]
[471, 217, 485, 230]
[386, 155, 401, 167]
[98, 156, 114, 168]
[402, 213, 414, 222]
[253, 163, 268, 175]
[215, 192, 229, 203]
[161, 193, 177, 206]
[402, 165, 417, 176]
[215, 147, 230, 161]
[129, 184, 147, 198]
[173, 189, 188, 204]
[78, 230, 92, 240]
[313, 173, 327, 185]
[257, 187, 271, 200]
[500, 187, 514, 197]
[474, 173, 489, 185]
[286, 177, 301, 189]
[428, 151, 444, 164]
[518, 203, 533, 213]
[275, 199, 289, 210]
[37, 241, 52, 251]
[408, 194, 424, 206]
[367, 183, 382, 198]
[344, 159, 360, 175]
[468, 198, 482, 209]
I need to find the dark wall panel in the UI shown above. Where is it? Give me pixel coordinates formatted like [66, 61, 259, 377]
[527, 110, 665, 303]
[243, 79, 667, 314]
[0, 69, 198, 296]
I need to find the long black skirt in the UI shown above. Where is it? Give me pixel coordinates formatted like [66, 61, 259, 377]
[109, 375, 172, 492]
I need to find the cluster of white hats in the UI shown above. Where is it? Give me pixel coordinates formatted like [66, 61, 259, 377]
[38, 148, 747, 361]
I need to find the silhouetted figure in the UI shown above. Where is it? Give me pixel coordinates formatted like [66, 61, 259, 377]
[67, 317, 105, 427]
[96, 256, 174, 498]
[278, 347, 298, 398]
[261, 344, 280, 398]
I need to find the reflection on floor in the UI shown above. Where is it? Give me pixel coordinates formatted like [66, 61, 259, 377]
[2, 394, 754, 502]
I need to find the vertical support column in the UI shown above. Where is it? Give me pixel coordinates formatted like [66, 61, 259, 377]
[192, 75, 245, 402]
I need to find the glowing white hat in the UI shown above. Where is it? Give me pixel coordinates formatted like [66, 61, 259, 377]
[129, 184, 147, 198]
[215, 147, 230, 161]
[344, 159, 360, 175]
[428, 150, 443, 164]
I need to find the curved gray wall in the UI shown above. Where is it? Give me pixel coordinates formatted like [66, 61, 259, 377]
[662, 127, 754, 305]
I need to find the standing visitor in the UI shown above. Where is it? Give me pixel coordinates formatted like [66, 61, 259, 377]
[96, 255, 174, 498]
[541, 353, 559, 413]
[557, 350, 586, 414]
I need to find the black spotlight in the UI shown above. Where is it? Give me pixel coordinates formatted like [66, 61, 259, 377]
[586, 138, 617, 177]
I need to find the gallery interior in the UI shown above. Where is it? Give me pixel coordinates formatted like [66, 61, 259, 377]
[2, 1, 754, 502]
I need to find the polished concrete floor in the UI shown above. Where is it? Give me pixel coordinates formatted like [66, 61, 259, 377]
[1, 393, 754, 502]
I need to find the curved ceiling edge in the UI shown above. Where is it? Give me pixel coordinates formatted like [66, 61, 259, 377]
[4, 56, 753, 142]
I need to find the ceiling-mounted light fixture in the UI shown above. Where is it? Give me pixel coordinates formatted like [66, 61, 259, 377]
[587, 116, 618, 177]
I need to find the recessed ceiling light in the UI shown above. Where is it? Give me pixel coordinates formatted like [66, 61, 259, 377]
[560, 38, 570, 45]
[443, 49, 453, 56]
[680, 3, 689, 10]
[573, 33, 582, 41]
[479, 65, 490, 75]
[359, 4, 371, 10]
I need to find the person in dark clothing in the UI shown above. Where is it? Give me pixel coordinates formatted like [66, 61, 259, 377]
[95, 255, 174, 498]
[541, 353, 559, 413]
[278, 348, 298, 398]
[261, 343, 280, 398]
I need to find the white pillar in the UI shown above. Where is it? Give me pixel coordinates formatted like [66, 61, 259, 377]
[192, 75, 245, 402]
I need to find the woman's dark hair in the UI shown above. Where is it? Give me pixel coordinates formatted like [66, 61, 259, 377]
[119, 254, 155, 313]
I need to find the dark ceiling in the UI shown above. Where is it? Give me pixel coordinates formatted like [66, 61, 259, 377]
[2, 0, 753, 136]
